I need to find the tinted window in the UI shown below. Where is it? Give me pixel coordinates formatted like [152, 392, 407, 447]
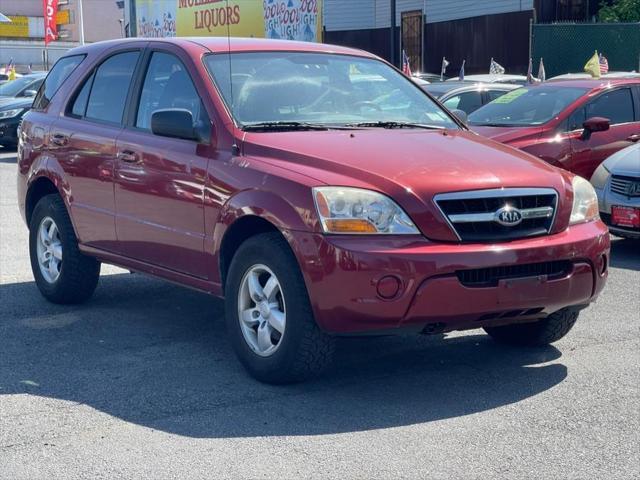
[468, 86, 588, 126]
[586, 88, 634, 125]
[32, 56, 84, 110]
[443, 91, 483, 113]
[70, 72, 95, 117]
[85, 51, 140, 124]
[205, 52, 458, 129]
[136, 52, 202, 131]
[567, 107, 586, 131]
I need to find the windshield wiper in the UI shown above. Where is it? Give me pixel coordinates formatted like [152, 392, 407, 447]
[345, 121, 444, 130]
[241, 121, 332, 132]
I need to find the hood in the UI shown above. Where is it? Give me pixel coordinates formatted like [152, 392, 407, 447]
[604, 143, 640, 177]
[471, 125, 544, 145]
[242, 128, 571, 241]
[0, 97, 33, 109]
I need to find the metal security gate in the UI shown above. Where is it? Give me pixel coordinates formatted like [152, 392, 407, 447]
[401, 10, 423, 72]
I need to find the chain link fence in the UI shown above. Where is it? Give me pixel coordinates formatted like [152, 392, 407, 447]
[532, 23, 640, 78]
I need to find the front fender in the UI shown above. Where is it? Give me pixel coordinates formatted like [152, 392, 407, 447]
[208, 186, 320, 285]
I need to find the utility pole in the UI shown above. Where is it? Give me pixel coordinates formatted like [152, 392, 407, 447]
[77, 0, 85, 45]
[390, 0, 396, 67]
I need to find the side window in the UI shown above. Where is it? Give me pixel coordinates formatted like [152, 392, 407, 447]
[567, 107, 586, 132]
[443, 91, 483, 113]
[21, 78, 44, 96]
[136, 52, 203, 132]
[32, 54, 85, 110]
[70, 72, 95, 118]
[586, 88, 635, 125]
[83, 51, 140, 124]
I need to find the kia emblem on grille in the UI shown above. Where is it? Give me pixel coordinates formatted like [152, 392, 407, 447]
[628, 182, 640, 196]
[495, 206, 523, 226]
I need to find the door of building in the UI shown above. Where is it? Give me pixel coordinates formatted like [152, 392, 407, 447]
[401, 10, 423, 73]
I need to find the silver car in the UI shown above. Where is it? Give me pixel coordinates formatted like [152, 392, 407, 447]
[591, 144, 640, 239]
[422, 82, 518, 115]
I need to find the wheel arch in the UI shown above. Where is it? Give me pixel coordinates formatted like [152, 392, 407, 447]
[25, 176, 61, 226]
[214, 189, 317, 293]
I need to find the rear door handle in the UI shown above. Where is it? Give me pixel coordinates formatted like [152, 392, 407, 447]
[118, 150, 139, 163]
[51, 133, 68, 146]
[627, 134, 640, 142]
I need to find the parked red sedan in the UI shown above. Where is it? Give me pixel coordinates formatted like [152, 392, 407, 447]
[18, 38, 609, 383]
[469, 79, 640, 179]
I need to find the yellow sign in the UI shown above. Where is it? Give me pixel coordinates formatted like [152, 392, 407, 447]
[56, 10, 71, 25]
[175, 0, 323, 42]
[0, 16, 29, 38]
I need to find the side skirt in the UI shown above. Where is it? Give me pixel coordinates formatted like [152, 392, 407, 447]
[78, 244, 224, 297]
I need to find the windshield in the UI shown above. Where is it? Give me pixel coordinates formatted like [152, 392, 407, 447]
[0, 76, 35, 97]
[468, 86, 589, 126]
[204, 52, 459, 129]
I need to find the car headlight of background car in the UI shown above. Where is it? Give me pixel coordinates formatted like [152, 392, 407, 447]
[0, 108, 25, 120]
[590, 163, 610, 191]
[570, 176, 600, 225]
[313, 187, 419, 234]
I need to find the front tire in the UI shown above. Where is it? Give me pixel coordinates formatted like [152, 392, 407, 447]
[484, 307, 579, 346]
[29, 194, 100, 304]
[225, 232, 334, 384]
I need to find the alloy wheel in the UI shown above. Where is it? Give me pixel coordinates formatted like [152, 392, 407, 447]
[237, 264, 286, 357]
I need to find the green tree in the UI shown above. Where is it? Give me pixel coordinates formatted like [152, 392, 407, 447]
[599, 0, 640, 22]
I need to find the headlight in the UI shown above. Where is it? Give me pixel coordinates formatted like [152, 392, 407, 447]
[313, 187, 419, 234]
[570, 176, 599, 225]
[0, 108, 25, 120]
[590, 163, 610, 190]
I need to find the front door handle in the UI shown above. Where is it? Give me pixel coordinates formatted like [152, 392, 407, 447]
[51, 133, 68, 147]
[118, 150, 139, 163]
[627, 134, 640, 143]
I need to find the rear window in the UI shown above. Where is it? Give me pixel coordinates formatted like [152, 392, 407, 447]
[33, 55, 85, 110]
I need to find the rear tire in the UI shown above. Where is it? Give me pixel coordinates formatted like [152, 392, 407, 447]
[484, 307, 579, 346]
[225, 232, 334, 384]
[29, 194, 100, 304]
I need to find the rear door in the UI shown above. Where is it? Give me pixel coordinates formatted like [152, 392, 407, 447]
[50, 48, 143, 251]
[569, 86, 639, 179]
[113, 45, 212, 278]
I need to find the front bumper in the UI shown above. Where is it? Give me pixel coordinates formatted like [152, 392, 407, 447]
[291, 220, 610, 335]
[0, 117, 20, 145]
[595, 182, 640, 239]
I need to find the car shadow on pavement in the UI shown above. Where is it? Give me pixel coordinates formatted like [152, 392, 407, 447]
[609, 237, 640, 272]
[0, 273, 566, 439]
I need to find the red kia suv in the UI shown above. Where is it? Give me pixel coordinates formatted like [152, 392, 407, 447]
[469, 79, 640, 180]
[17, 38, 609, 383]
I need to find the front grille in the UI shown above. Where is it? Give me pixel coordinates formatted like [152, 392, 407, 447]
[435, 188, 558, 242]
[456, 260, 572, 287]
[610, 175, 640, 197]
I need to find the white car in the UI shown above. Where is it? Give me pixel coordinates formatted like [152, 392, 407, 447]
[591, 143, 640, 239]
[447, 74, 527, 85]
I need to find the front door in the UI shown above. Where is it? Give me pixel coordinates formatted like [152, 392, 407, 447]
[401, 10, 423, 73]
[114, 48, 211, 278]
[568, 86, 640, 179]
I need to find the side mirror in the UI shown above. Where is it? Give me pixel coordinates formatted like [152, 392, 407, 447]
[581, 116, 610, 140]
[23, 90, 38, 97]
[451, 108, 468, 124]
[151, 109, 200, 142]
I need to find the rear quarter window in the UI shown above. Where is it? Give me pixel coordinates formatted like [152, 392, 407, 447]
[32, 54, 85, 111]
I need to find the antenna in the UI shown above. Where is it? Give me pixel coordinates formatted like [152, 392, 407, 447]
[225, 0, 239, 155]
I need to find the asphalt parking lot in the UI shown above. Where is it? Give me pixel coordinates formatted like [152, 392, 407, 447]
[0, 146, 638, 479]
